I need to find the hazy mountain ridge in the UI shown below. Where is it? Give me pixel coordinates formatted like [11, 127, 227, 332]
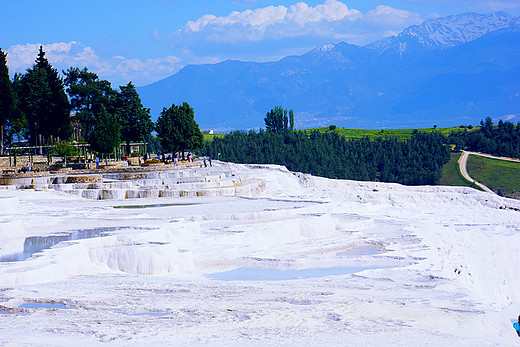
[139, 12, 520, 130]
[371, 11, 520, 54]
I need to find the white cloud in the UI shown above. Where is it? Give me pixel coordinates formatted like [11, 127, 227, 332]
[6, 42, 182, 86]
[286, 0, 361, 25]
[183, 0, 364, 41]
[365, 5, 422, 25]
[5, 2, 427, 86]
[178, 0, 420, 44]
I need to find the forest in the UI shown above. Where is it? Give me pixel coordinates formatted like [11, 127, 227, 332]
[0, 46, 202, 158]
[204, 110, 520, 186]
[3, 45, 518, 187]
[448, 117, 520, 159]
[204, 129, 450, 185]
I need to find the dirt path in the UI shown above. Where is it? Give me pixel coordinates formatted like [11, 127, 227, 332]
[464, 151, 520, 163]
[458, 151, 496, 194]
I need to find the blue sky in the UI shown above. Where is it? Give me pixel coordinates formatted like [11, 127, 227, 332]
[2, 0, 519, 86]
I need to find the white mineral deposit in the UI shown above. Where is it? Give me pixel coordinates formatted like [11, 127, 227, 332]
[0, 162, 519, 346]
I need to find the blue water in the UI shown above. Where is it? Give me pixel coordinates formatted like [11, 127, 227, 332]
[206, 266, 381, 281]
[336, 247, 380, 256]
[0, 227, 116, 263]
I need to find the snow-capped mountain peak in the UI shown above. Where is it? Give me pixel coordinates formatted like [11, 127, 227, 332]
[371, 11, 520, 54]
[314, 43, 336, 53]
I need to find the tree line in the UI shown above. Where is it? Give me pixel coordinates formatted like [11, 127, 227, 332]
[204, 107, 450, 185]
[448, 117, 520, 159]
[0, 46, 203, 158]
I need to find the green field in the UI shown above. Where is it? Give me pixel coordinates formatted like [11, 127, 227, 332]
[203, 133, 225, 142]
[301, 126, 468, 139]
[204, 126, 470, 142]
[466, 155, 520, 198]
[439, 152, 480, 189]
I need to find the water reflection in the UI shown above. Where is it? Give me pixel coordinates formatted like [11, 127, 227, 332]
[336, 247, 381, 256]
[114, 203, 201, 209]
[0, 227, 116, 263]
[207, 266, 383, 281]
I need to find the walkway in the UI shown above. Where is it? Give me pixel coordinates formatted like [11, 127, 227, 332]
[458, 151, 496, 194]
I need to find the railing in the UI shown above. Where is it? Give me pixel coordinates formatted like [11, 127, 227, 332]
[2, 142, 148, 168]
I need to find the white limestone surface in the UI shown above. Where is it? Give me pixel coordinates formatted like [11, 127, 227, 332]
[0, 162, 519, 346]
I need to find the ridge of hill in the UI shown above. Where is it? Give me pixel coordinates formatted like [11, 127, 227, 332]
[139, 12, 520, 131]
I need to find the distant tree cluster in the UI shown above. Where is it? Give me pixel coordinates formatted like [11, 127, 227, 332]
[448, 117, 520, 159]
[204, 128, 450, 185]
[0, 46, 204, 158]
[264, 106, 294, 132]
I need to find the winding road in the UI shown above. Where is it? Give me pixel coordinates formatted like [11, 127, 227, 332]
[458, 151, 496, 194]
[459, 151, 495, 194]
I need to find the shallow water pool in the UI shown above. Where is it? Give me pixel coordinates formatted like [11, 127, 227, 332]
[0, 227, 116, 263]
[206, 266, 382, 281]
[336, 247, 381, 256]
[113, 202, 202, 209]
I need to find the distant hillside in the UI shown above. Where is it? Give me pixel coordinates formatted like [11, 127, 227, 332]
[139, 12, 520, 130]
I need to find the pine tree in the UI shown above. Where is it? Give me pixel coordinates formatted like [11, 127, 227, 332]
[64, 67, 116, 141]
[17, 46, 71, 145]
[0, 48, 15, 154]
[116, 82, 153, 156]
[9, 73, 28, 144]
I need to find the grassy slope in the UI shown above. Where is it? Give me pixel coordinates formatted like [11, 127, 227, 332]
[439, 152, 478, 188]
[300, 126, 467, 140]
[466, 155, 520, 198]
[205, 126, 468, 141]
[203, 133, 225, 142]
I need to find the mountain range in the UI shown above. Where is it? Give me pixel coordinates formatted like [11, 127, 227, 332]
[138, 12, 520, 130]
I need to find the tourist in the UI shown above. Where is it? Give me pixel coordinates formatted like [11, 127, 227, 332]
[514, 315, 520, 336]
[26, 160, 31, 172]
[209, 156, 212, 167]
[95, 156, 99, 169]
[203, 156, 207, 167]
